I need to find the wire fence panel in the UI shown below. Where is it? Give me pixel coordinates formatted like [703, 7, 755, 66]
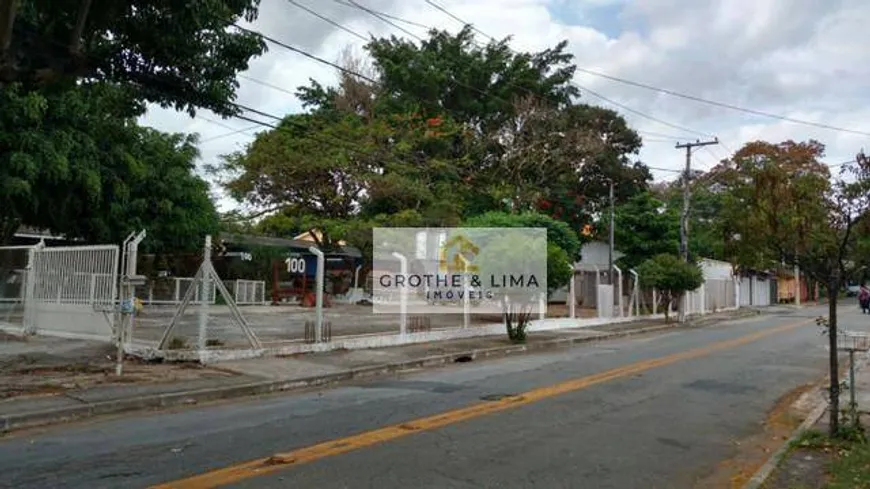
[225, 279, 266, 305]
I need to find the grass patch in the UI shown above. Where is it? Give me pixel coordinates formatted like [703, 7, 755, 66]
[791, 429, 832, 450]
[783, 426, 870, 489]
[828, 441, 870, 488]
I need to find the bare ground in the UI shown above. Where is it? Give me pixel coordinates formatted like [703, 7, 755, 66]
[0, 336, 236, 400]
[695, 379, 826, 488]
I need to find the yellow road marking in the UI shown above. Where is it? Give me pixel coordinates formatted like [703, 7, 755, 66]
[152, 319, 812, 489]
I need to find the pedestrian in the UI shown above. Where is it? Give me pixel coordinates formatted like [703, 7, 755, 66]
[859, 283, 870, 314]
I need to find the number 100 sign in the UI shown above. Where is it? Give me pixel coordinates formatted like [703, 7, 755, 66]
[285, 257, 306, 274]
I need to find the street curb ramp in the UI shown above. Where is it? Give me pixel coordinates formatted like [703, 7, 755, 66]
[0, 309, 758, 433]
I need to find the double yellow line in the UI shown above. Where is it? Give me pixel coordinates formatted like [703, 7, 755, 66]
[153, 318, 812, 489]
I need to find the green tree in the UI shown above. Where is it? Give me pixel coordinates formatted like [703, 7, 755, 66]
[0, 83, 217, 251]
[636, 254, 704, 323]
[655, 173, 728, 261]
[100, 127, 219, 253]
[717, 140, 870, 436]
[602, 191, 680, 270]
[1, 0, 266, 116]
[363, 26, 578, 134]
[463, 211, 580, 260]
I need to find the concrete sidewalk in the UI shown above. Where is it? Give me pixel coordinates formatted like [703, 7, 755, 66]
[0, 308, 761, 433]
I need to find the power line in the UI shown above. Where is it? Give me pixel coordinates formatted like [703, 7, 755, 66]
[422, 0, 870, 140]
[416, 0, 713, 139]
[199, 125, 262, 143]
[336, 0, 431, 30]
[232, 24, 379, 84]
[287, 0, 368, 41]
[196, 115, 238, 131]
[238, 73, 300, 96]
[580, 85, 711, 138]
[572, 67, 870, 138]
[295, 0, 715, 143]
[337, 0, 423, 42]
[637, 130, 687, 140]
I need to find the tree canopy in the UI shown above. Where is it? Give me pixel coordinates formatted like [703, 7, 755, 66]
[463, 211, 575, 294]
[219, 27, 651, 255]
[0, 82, 218, 252]
[636, 254, 704, 322]
[1, 0, 267, 116]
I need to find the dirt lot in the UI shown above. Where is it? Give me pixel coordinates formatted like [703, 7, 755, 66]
[0, 334, 235, 400]
[130, 302, 600, 348]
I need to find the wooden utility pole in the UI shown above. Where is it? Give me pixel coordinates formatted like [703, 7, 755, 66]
[675, 138, 718, 323]
[675, 139, 719, 261]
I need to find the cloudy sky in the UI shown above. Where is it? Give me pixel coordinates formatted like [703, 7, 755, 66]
[141, 0, 870, 212]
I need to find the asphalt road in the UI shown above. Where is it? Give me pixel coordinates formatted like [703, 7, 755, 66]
[1, 305, 867, 489]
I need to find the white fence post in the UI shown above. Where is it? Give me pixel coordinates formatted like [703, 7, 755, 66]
[614, 265, 623, 317]
[310, 247, 325, 342]
[392, 252, 408, 335]
[629, 269, 639, 317]
[700, 283, 706, 315]
[568, 271, 576, 319]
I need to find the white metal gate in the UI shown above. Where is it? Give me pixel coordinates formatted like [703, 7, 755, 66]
[26, 244, 120, 341]
[0, 245, 34, 332]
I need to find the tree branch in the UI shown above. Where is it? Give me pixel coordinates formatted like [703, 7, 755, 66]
[69, 0, 93, 55]
[0, 0, 16, 53]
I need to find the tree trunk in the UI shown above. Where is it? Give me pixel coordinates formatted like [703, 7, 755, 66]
[68, 0, 93, 55]
[828, 277, 840, 436]
[0, 0, 17, 53]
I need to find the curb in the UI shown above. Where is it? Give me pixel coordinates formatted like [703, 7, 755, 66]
[742, 397, 828, 489]
[742, 350, 870, 489]
[0, 310, 754, 434]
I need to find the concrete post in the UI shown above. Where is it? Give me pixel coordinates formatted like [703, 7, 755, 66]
[197, 235, 212, 352]
[630, 269, 639, 317]
[568, 271, 576, 319]
[392, 252, 408, 335]
[794, 264, 801, 306]
[700, 283, 706, 315]
[614, 265, 624, 317]
[458, 254, 470, 329]
[735, 277, 741, 308]
[309, 247, 325, 342]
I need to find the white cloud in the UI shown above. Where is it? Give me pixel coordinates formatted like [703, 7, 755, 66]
[140, 0, 870, 207]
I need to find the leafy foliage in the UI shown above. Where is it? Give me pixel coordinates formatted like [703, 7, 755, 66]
[463, 211, 574, 298]
[0, 83, 218, 252]
[603, 191, 680, 270]
[3, 0, 267, 116]
[364, 26, 578, 133]
[637, 254, 704, 322]
[220, 27, 650, 253]
[657, 179, 728, 261]
[715, 139, 870, 436]
[715, 140, 870, 285]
